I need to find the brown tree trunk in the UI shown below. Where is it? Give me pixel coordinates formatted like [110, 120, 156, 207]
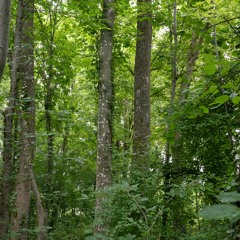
[0, 0, 23, 237]
[0, 0, 12, 80]
[132, 0, 152, 173]
[0, 42, 19, 238]
[94, 0, 115, 236]
[11, 1, 44, 239]
[30, 167, 46, 240]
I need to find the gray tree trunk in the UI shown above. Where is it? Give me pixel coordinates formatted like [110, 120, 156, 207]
[94, 0, 115, 236]
[132, 0, 152, 173]
[0, 0, 12, 80]
[161, 6, 206, 237]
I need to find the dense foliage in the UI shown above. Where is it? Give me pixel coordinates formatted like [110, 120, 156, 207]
[0, 0, 240, 239]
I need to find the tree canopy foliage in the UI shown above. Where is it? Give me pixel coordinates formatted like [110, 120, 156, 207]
[0, 0, 240, 239]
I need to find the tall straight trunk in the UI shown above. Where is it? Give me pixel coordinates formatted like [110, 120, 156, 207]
[161, 3, 178, 239]
[170, 32, 204, 236]
[94, 0, 115, 236]
[0, 83, 18, 237]
[0, 0, 12, 80]
[161, 13, 206, 239]
[132, 0, 152, 173]
[0, 19, 16, 236]
[0, 18, 20, 235]
[44, 38, 54, 228]
[11, 1, 44, 239]
[37, 4, 57, 228]
[179, 32, 204, 102]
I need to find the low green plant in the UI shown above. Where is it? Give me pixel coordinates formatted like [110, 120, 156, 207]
[199, 191, 240, 240]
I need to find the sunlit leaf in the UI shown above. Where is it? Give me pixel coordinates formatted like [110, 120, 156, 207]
[204, 64, 216, 75]
[199, 105, 209, 114]
[232, 96, 240, 105]
[203, 54, 216, 63]
[211, 95, 229, 105]
[220, 82, 235, 89]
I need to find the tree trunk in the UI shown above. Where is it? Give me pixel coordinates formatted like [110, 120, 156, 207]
[0, 38, 19, 237]
[161, 9, 206, 237]
[94, 0, 115, 236]
[179, 32, 204, 102]
[44, 42, 54, 229]
[132, 0, 152, 173]
[10, 1, 44, 239]
[30, 167, 46, 240]
[37, 5, 58, 228]
[171, 31, 204, 236]
[0, 0, 12, 80]
[161, 3, 178, 239]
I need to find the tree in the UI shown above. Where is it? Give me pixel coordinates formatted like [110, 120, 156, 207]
[0, 0, 12, 81]
[11, 0, 45, 239]
[132, 0, 152, 174]
[94, 0, 115, 236]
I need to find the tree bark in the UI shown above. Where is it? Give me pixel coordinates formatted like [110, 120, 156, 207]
[10, 1, 45, 239]
[94, 0, 115, 236]
[132, 0, 152, 173]
[0, 65, 18, 239]
[0, 41, 19, 238]
[0, 0, 12, 81]
[0, 0, 22, 237]
[30, 167, 46, 240]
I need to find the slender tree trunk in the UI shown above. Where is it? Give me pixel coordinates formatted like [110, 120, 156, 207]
[179, 32, 204, 102]
[37, 4, 57, 229]
[0, 40, 19, 237]
[132, 0, 152, 173]
[172, 31, 204, 235]
[161, 3, 178, 238]
[161, 15, 206, 239]
[44, 41, 54, 228]
[94, 0, 115, 236]
[35, 2, 57, 226]
[0, 98, 17, 238]
[30, 167, 46, 240]
[0, 0, 12, 80]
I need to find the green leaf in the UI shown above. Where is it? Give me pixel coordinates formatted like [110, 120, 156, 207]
[211, 95, 229, 105]
[204, 64, 216, 75]
[203, 54, 216, 63]
[232, 96, 240, 105]
[200, 204, 240, 219]
[127, 217, 134, 223]
[199, 105, 209, 114]
[217, 191, 240, 203]
[220, 82, 235, 89]
[208, 85, 218, 94]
